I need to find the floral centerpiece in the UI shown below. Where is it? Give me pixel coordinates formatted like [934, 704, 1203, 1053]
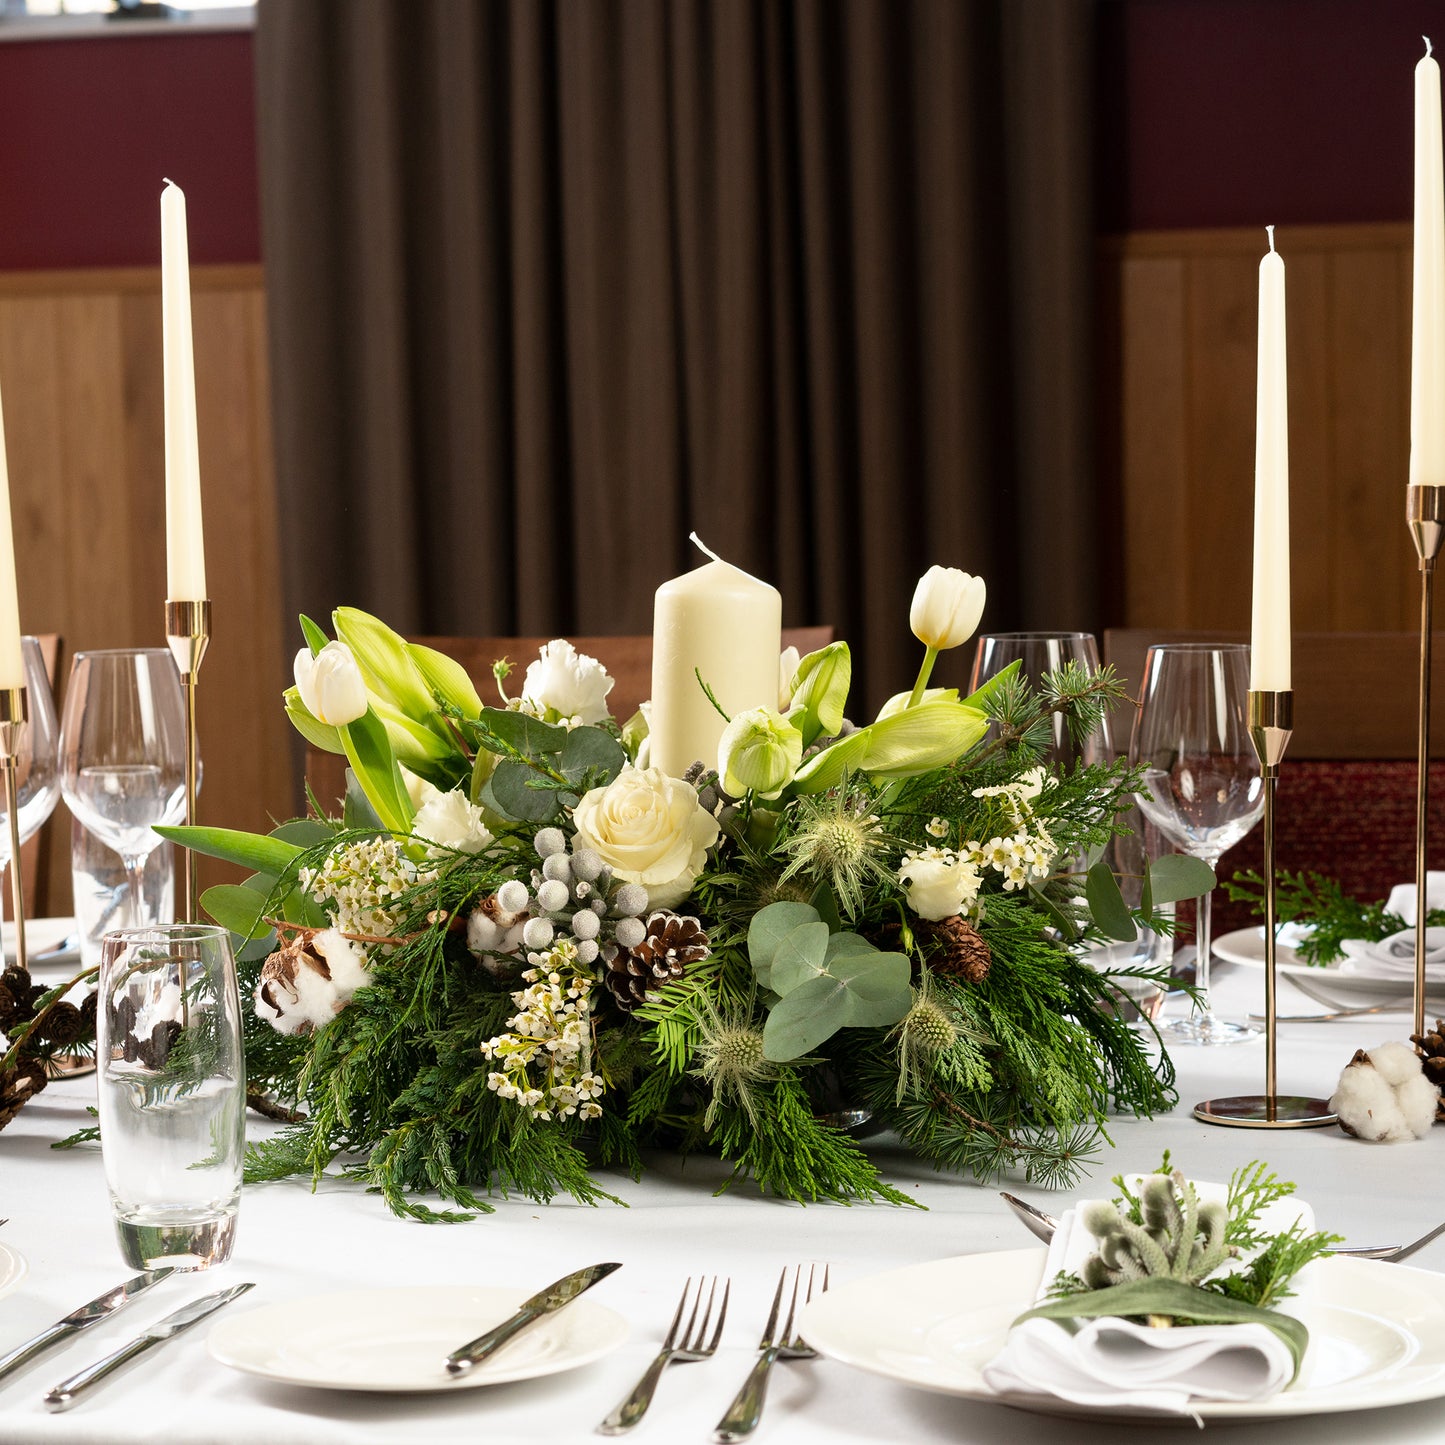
[169, 569, 1206, 1220]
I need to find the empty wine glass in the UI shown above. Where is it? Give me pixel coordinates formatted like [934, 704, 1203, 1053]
[59, 650, 187, 930]
[0, 637, 61, 936]
[969, 631, 1115, 769]
[1131, 643, 1264, 1045]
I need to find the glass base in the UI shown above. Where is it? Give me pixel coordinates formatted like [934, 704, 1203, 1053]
[115, 1208, 236, 1271]
[1157, 1014, 1260, 1046]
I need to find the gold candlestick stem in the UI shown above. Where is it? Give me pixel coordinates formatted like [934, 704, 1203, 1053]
[165, 599, 211, 923]
[1408, 484, 1445, 1038]
[0, 687, 28, 973]
[1194, 690, 1336, 1128]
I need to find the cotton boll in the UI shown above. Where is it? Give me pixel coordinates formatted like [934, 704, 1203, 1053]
[1397, 1069, 1441, 1138]
[1368, 1040, 1424, 1088]
[312, 929, 371, 996]
[1330, 1044, 1439, 1142]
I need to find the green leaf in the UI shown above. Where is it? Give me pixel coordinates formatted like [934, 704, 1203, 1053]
[284, 686, 344, 754]
[200, 883, 271, 939]
[1016, 1278, 1308, 1383]
[478, 706, 567, 759]
[747, 902, 820, 988]
[407, 642, 483, 717]
[1086, 861, 1137, 942]
[762, 950, 911, 1061]
[342, 772, 385, 830]
[1148, 853, 1218, 905]
[961, 657, 1021, 711]
[270, 819, 337, 850]
[338, 708, 413, 834]
[1028, 881, 1081, 944]
[558, 726, 625, 784]
[298, 614, 330, 657]
[809, 882, 843, 934]
[333, 606, 435, 718]
[769, 921, 832, 995]
[488, 759, 562, 823]
[156, 825, 304, 877]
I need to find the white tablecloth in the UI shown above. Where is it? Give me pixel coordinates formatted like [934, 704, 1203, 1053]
[2, 961, 1441, 1444]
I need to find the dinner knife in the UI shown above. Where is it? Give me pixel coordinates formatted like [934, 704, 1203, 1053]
[0, 1267, 176, 1385]
[43, 1281, 255, 1412]
[445, 1261, 622, 1375]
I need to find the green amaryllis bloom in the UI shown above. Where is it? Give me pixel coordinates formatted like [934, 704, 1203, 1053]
[718, 706, 805, 796]
[787, 642, 851, 745]
[792, 700, 987, 793]
[333, 606, 438, 720]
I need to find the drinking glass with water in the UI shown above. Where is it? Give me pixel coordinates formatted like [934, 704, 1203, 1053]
[97, 924, 245, 1271]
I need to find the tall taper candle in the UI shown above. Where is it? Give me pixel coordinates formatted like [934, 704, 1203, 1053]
[0, 381, 25, 691]
[1250, 227, 1290, 691]
[161, 179, 207, 600]
[1414, 39, 1445, 487]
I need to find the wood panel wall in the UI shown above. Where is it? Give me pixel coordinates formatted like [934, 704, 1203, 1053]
[0, 264, 290, 912]
[1101, 223, 1417, 634]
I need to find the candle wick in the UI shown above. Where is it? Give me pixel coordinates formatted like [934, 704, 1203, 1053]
[689, 532, 725, 567]
[1266, 224, 1276, 254]
[163, 176, 175, 189]
[1427, 35, 1434, 58]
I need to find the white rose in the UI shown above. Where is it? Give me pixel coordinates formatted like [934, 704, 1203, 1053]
[521, 640, 615, 725]
[412, 788, 493, 855]
[572, 766, 720, 909]
[898, 847, 982, 922]
[294, 641, 368, 726]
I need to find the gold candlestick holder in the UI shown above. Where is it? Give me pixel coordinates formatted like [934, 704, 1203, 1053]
[1194, 690, 1337, 1128]
[0, 686, 29, 973]
[1407, 484, 1444, 1038]
[165, 598, 211, 923]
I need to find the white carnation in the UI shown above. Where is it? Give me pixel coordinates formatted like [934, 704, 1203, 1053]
[413, 787, 493, 855]
[521, 640, 614, 726]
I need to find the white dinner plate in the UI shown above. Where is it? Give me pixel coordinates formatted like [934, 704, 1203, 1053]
[207, 1285, 628, 1392]
[3, 917, 80, 977]
[1213, 925, 1445, 1001]
[0, 1242, 27, 1303]
[798, 1247, 1445, 1423]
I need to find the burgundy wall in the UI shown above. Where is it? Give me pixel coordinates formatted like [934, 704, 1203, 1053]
[1097, 0, 1436, 232]
[0, 31, 259, 270]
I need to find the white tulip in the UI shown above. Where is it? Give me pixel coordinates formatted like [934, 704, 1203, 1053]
[294, 641, 369, 727]
[909, 567, 987, 651]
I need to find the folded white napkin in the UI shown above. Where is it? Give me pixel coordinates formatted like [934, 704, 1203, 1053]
[981, 1183, 1303, 1416]
[1385, 873, 1445, 927]
[1339, 926, 1445, 980]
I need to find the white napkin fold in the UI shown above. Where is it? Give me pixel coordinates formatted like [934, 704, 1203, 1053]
[1385, 873, 1445, 927]
[981, 1184, 1302, 1416]
[1339, 926, 1445, 980]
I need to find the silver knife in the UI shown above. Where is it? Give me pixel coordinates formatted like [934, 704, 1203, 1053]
[0, 1268, 176, 1385]
[43, 1281, 255, 1412]
[445, 1262, 621, 1375]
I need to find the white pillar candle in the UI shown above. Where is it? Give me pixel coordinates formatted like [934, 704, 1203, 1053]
[162, 179, 207, 600]
[0, 384, 24, 691]
[1413, 38, 1445, 487]
[650, 537, 783, 777]
[1251, 226, 1291, 692]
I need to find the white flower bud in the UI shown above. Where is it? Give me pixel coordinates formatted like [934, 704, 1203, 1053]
[909, 567, 987, 651]
[536, 879, 570, 912]
[497, 880, 529, 913]
[577, 938, 599, 964]
[615, 916, 647, 950]
[570, 848, 604, 882]
[542, 853, 573, 883]
[534, 827, 567, 858]
[590, 898, 608, 915]
[522, 918, 555, 950]
[571, 910, 601, 940]
[613, 883, 649, 917]
[293, 641, 368, 727]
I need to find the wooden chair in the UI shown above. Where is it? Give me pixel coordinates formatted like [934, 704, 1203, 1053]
[304, 628, 835, 814]
[1103, 629, 1445, 933]
[3, 633, 61, 922]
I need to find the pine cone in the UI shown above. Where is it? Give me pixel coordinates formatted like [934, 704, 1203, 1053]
[0, 982, 15, 1030]
[0, 1059, 46, 1132]
[1411, 1019, 1445, 1121]
[604, 911, 710, 1012]
[37, 1001, 84, 1048]
[923, 916, 992, 984]
[79, 992, 97, 1035]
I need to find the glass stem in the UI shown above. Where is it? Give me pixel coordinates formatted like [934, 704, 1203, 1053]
[1195, 885, 1215, 1018]
[124, 857, 149, 929]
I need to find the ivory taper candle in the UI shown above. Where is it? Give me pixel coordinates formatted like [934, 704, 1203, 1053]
[1413, 38, 1445, 488]
[1251, 226, 1291, 692]
[0, 382, 23, 691]
[651, 537, 782, 777]
[162, 179, 207, 601]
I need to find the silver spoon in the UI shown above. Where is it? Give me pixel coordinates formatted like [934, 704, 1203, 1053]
[999, 1192, 1445, 1262]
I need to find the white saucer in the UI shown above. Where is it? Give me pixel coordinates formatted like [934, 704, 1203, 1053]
[207, 1285, 628, 1392]
[0, 1241, 26, 1303]
[1213, 926, 1445, 1001]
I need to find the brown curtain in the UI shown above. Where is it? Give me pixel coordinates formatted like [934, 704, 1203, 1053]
[255, 0, 1097, 709]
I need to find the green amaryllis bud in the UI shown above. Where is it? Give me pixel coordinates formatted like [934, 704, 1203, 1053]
[718, 706, 805, 796]
[333, 607, 436, 719]
[407, 642, 482, 717]
[787, 642, 852, 745]
[875, 686, 958, 721]
[909, 566, 986, 651]
[371, 697, 457, 769]
[792, 701, 987, 793]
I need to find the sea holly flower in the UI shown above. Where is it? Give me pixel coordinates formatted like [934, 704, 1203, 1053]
[293, 641, 368, 727]
[718, 706, 804, 796]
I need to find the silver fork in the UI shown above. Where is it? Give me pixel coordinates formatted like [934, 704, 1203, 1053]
[713, 1264, 826, 1443]
[597, 1276, 728, 1435]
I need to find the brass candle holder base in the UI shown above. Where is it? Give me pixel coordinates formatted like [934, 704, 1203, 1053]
[166, 598, 211, 923]
[1194, 689, 1337, 1130]
[1408, 484, 1445, 1039]
[0, 685, 28, 973]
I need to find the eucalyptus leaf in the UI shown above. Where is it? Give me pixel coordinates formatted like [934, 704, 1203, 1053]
[200, 883, 271, 939]
[761, 950, 911, 1061]
[238, 932, 278, 963]
[1027, 882, 1081, 944]
[558, 726, 625, 784]
[478, 706, 567, 759]
[1148, 853, 1218, 905]
[768, 921, 832, 995]
[342, 772, 385, 830]
[747, 902, 821, 988]
[1086, 861, 1137, 942]
[489, 759, 562, 823]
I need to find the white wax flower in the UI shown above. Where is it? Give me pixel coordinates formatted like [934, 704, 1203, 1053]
[909, 567, 986, 651]
[521, 640, 615, 725]
[898, 847, 982, 921]
[572, 766, 720, 910]
[413, 787, 493, 855]
[294, 641, 368, 726]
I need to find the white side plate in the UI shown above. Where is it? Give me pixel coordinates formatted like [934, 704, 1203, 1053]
[1213, 926, 1445, 1000]
[0, 1242, 27, 1303]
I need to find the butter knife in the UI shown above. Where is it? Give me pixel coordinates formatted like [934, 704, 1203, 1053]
[445, 1261, 621, 1375]
[43, 1282, 255, 1412]
[0, 1268, 176, 1385]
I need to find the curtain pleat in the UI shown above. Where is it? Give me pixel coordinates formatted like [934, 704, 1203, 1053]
[255, 0, 1097, 708]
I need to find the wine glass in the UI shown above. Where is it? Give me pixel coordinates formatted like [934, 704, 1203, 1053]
[1130, 643, 1264, 1045]
[59, 650, 187, 930]
[969, 631, 1115, 768]
[0, 637, 61, 933]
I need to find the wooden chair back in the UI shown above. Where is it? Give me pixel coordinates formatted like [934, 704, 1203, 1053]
[304, 627, 835, 814]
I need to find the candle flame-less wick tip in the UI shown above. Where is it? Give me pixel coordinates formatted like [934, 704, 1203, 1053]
[688, 532, 725, 566]
[1266, 224, 1276, 253]
[1426, 36, 1434, 58]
